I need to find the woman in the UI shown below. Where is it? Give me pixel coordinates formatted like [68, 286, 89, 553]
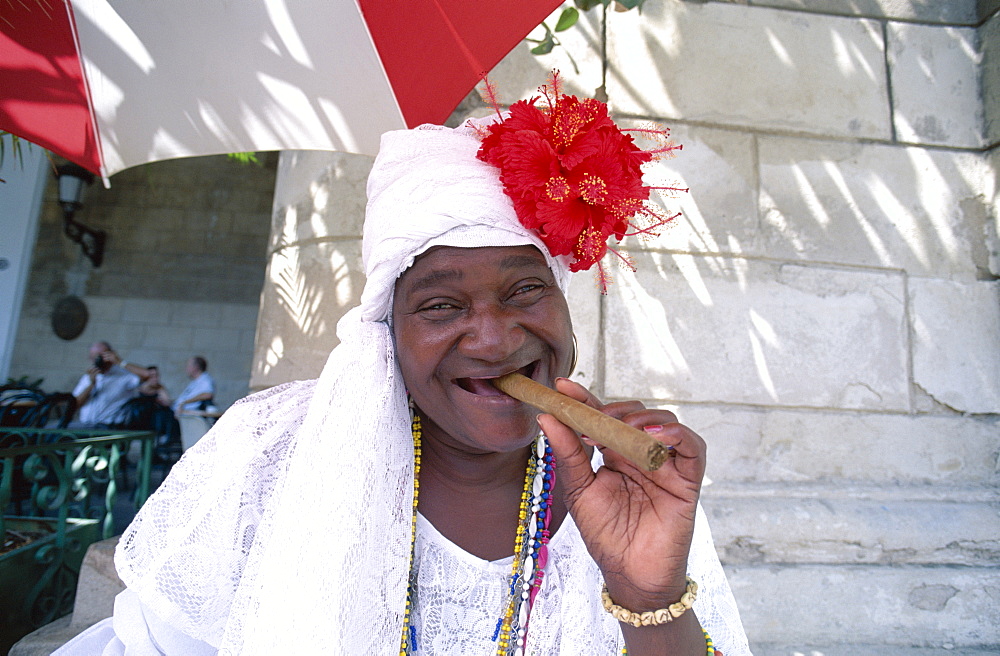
[57, 90, 750, 655]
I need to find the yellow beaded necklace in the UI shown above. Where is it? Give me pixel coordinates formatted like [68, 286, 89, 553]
[399, 413, 422, 656]
[400, 412, 552, 656]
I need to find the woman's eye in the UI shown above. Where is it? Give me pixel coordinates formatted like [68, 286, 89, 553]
[418, 301, 459, 313]
[512, 282, 545, 297]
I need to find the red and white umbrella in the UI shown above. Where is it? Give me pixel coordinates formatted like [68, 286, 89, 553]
[1, 0, 562, 179]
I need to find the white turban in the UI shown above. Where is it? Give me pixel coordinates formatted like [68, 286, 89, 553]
[361, 118, 571, 322]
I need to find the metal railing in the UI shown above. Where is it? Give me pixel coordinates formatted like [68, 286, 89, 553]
[1, 428, 156, 540]
[1, 428, 156, 638]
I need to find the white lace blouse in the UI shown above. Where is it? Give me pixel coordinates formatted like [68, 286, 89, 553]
[57, 501, 750, 656]
[411, 504, 752, 656]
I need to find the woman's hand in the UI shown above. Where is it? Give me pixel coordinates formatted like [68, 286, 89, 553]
[537, 377, 706, 615]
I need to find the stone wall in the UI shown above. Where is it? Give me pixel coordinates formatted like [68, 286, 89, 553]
[9, 154, 277, 410]
[256, 1, 998, 653]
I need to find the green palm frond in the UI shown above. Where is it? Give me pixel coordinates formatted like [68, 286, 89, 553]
[0, 131, 29, 177]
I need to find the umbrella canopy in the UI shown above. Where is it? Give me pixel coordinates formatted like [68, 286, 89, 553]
[1, 0, 562, 179]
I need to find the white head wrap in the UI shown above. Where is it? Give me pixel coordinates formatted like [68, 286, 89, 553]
[113, 118, 750, 656]
[361, 120, 571, 321]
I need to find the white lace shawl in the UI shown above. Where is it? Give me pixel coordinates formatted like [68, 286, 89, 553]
[115, 367, 750, 655]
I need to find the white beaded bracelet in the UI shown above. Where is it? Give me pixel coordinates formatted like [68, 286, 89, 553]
[601, 577, 698, 627]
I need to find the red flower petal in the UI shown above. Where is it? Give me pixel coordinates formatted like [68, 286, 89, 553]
[494, 131, 560, 200]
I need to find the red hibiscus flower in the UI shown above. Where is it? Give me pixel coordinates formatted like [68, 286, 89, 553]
[476, 72, 678, 290]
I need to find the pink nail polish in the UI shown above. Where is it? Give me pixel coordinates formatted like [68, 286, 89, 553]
[643, 425, 663, 434]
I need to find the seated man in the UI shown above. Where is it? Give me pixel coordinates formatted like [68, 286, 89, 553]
[71, 342, 151, 428]
[172, 356, 216, 415]
[137, 365, 171, 408]
[125, 366, 182, 461]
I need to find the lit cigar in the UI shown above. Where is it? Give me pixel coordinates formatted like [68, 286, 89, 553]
[492, 373, 672, 472]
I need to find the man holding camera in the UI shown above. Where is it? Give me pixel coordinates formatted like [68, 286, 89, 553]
[71, 341, 152, 428]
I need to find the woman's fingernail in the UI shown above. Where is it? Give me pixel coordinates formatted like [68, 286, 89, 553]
[555, 377, 569, 383]
[643, 425, 664, 434]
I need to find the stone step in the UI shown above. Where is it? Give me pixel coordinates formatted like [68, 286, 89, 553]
[726, 563, 1000, 650]
[702, 483, 1000, 566]
[670, 405, 1000, 488]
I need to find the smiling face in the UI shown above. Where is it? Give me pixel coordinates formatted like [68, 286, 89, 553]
[392, 245, 574, 455]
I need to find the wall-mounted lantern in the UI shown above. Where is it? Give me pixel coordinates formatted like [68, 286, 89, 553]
[56, 163, 105, 267]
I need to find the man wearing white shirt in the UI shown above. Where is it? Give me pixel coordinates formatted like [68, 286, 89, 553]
[172, 356, 216, 415]
[71, 341, 152, 427]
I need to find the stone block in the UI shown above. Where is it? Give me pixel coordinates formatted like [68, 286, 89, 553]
[728, 563, 1000, 647]
[97, 272, 157, 299]
[219, 303, 260, 328]
[268, 150, 372, 253]
[607, 3, 890, 140]
[673, 405, 1000, 485]
[984, 10, 1000, 147]
[759, 136, 991, 279]
[140, 324, 195, 352]
[84, 296, 126, 323]
[214, 381, 251, 410]
[748, 0, 980, 24]
[703, 484, 1000, 566]
[120, 298, 172, 325]
[618, 123, 759, 257]
[889, 22, 984, 148]
[126, 348, 172, 372]
[141, 206, 186, 233]
[604, 256, 908, 410]
[203, 350, 252, 381]
[12, 329, 75, 373]
[990, 148, 1000, 278]
[911, 278, 1000, 414]
[82, 322, 146, 355]
[48, 340, 84, 372]
[196, 210, 235, 237]
[233, 210, 273, 238]
[251, 239, 365, 389]
[168, 301, 220, 327]
[68, 537, 123, 628]
[239, 328, 258, 355]
[202, 276, 264, 307]
[191, 326, 246, 353]
[217, 186, 273, 217]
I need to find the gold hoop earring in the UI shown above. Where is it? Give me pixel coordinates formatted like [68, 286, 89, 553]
[569, 333, 578, 376]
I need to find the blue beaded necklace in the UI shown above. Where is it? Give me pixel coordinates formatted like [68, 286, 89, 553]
[400, 412, 555, 655]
